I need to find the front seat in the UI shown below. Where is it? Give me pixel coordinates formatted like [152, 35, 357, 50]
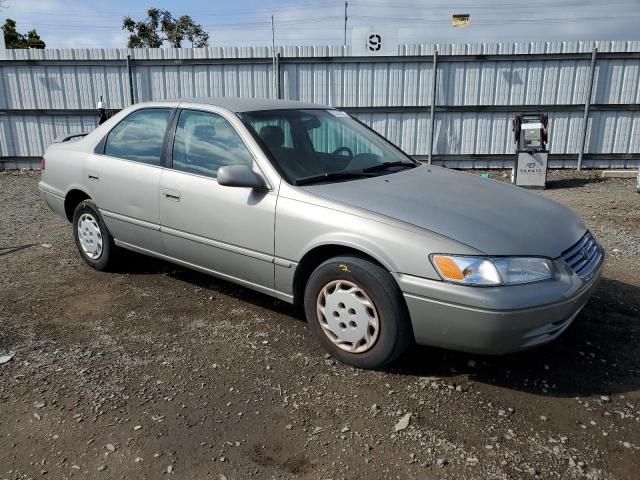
[260, 125, 284, 151]
[258, 125, 311, 177]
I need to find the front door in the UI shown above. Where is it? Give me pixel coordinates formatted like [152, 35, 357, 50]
[86, 107, 174, 253]
[159, 108, 277, 291]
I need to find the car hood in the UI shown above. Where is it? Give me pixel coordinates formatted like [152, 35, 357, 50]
[300, 165, 586, 258]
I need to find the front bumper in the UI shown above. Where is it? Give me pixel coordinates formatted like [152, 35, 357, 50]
[395, 256, 604, 354]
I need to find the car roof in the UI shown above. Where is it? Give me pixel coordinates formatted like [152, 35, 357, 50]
[152, 97, 332, 113]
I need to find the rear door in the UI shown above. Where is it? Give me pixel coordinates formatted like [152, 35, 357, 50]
[159, 108, 277, 291]
[86, 106, 175, 253]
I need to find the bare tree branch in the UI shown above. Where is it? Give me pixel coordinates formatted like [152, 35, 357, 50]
[122, 7, 209, 48]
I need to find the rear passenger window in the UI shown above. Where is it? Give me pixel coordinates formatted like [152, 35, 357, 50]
[172, 110, 254, 178]
[104, 108, 172, 165]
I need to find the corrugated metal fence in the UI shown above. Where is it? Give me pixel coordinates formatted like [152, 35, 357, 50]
[1, 41, 639, 169]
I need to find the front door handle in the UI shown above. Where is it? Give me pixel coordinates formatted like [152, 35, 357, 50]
[163, 189, 181, 201]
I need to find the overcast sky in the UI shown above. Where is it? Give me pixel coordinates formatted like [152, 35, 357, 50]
[3, 0, 640, 49]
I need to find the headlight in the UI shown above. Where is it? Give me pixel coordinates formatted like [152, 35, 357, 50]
[431, 255, 554, 286]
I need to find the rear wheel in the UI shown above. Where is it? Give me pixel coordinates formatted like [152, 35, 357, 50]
[72, 200, 116, 271]
[304, 255, 412, 369]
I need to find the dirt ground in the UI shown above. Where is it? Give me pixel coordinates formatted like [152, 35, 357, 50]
[1, 170, 639, 480]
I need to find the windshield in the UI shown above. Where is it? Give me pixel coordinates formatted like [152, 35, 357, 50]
[241, 109, 417, 185]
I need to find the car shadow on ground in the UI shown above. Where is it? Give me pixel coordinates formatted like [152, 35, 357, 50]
[390, 277, 640, 398]
[113, 249, 301, 318]
[114, 251, 639, 399]
[545, 176, 605, 189]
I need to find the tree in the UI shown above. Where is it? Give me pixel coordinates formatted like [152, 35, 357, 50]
[2, 18, 20, 48]
[25, 29, 45, 49]
[2, 18, 46, 49]
[123, 8, 209, 48]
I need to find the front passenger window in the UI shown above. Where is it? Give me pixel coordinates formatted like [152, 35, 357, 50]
[172, 110, 254, 178]
[104, 108, 172, 165]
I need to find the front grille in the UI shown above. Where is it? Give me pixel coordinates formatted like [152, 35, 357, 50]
[560, 231, 603, 281]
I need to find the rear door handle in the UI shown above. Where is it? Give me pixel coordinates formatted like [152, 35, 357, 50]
[163, 189, 181, 201]
[88, 171, 99, 181]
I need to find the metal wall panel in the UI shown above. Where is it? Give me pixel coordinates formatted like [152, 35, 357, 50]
[2, 43, 638, 110]
[0, 65, 130, 109]
[1, 41, 639, 167]
[1, 110, 634, 159]
[281, 62, 434, 107]
[0, 115, 97, 157]
[133, 64, 275, 102]
[435, 60, 595, 106]
[353, 112, 430, 155]
[594, 59, 640, 104]
[3, 40, 639, 61]
[353, 111, 640, 156]
[587, 111, 640, 153]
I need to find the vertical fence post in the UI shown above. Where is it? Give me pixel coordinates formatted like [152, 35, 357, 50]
[275, 53, 282, 99]
[126, 54, 135, 105]
[271, 16, 277, 99]
[427, 50, 438, 165]
[577, 47, 597, 171]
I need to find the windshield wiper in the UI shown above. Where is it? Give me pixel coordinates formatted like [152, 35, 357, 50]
[296, 162, 418, 185]
[362, 161, 418, 173]
[295, 170, 374, 186]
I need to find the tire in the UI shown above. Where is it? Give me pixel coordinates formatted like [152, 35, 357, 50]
[72, 199, 116, 271]
[303, 255, 412, 369]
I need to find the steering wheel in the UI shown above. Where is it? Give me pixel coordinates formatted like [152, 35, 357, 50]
[331, 146, 354, 158]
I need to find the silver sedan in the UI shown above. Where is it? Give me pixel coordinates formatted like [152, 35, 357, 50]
[38, 98, 604, 369]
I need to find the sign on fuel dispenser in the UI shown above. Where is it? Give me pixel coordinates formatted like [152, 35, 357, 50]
[512, 114, 549, 189]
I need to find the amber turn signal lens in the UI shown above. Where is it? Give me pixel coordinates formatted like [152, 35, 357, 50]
[433, 255, 465, 281]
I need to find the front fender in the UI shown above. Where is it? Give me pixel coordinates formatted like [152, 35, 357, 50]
[296, 233, 397, 274]
[275, 195, 481, 282]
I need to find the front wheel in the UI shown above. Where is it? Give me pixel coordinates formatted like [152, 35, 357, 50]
[72, 199, 116, 271]
[303, 255, 412, 369]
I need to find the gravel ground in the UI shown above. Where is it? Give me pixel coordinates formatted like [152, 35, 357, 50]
[1, 170, 639, 480]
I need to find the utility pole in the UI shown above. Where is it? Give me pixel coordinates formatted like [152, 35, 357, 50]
[344, 2, 348, 47]
[271, 15, 275, 51]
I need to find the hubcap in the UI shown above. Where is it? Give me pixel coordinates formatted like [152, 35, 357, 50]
[77, 213, 103, 260]
[316, 280, 380, 353]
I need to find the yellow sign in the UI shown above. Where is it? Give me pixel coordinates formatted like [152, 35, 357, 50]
[452, 14, 470, 27]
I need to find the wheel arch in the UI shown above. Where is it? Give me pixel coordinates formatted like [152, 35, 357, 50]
[291, 242, 397, 306]
[64, 188, 92, 222]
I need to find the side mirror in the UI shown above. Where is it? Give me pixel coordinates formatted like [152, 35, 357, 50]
[217, 165, 267, 190]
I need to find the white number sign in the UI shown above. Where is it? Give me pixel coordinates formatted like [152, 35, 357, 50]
[351, 26, 398, 56]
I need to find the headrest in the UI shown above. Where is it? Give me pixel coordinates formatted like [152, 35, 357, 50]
[260, 125, 284, 149]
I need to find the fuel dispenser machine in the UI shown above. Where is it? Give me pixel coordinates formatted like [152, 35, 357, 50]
[512, 114, 549, 189]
